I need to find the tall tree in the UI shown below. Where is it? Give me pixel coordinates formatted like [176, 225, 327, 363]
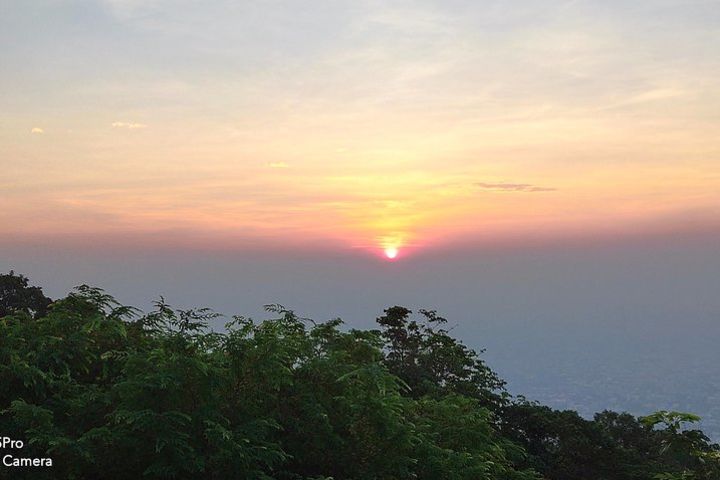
[0, 271, 52, 319]
[376, 306, 506, 408]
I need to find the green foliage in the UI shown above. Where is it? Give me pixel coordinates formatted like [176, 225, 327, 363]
[376, 306, 506, 408]
[0, 271, 52, 319]
[0, 276, 718, 480]
[500, 403, 720, 480]
[640, 411, 720, 480]
[0, 286, 533, 479]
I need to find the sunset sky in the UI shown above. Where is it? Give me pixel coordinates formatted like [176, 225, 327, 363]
[2, 0, 719, 259]
[3, 1, 720, 430]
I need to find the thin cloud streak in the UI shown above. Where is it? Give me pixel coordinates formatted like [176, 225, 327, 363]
[475, 183, 557, 192]
[111, 122, 147, 129]
[268, 162, 289, 168]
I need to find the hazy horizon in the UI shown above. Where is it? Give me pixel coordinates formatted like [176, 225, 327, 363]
[5, 231, 720, 435]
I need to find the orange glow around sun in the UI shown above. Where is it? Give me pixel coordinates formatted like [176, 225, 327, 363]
[376, 231, 407, 260]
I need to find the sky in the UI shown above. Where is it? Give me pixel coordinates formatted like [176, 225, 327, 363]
[2, 0, 720, 433]
[1, 0, 719, 258]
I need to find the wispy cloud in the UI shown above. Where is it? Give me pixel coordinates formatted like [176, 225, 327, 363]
[30, 127, 44, 134]
[111, 121, 147, 129]
[602, 88, 690, 110]
[475, 182, 556, 193]
[268, 162, 289, 168]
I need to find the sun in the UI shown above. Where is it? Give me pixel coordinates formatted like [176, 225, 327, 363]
[384, 247, 399, 260]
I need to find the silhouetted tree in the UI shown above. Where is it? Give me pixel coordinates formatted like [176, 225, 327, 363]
[0, 271, 52, 318]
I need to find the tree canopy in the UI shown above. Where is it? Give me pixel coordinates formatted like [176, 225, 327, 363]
[0, 272, 718, 479]
[0, 271, 51, 319]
